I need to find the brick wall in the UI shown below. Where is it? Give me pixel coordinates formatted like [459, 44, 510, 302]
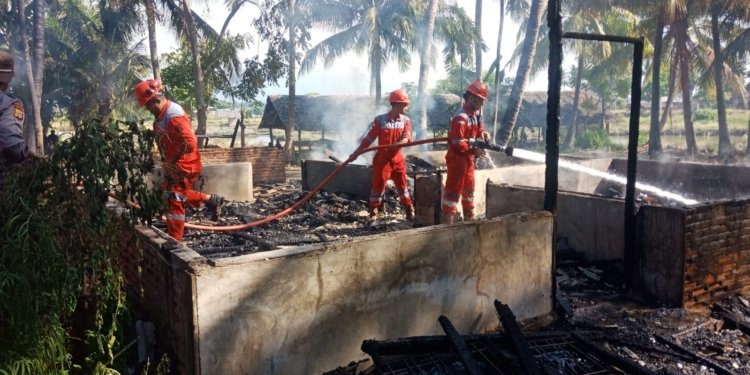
[200, 147, 286, 183]
[682, 199, 750, 308]
[116, 226, 202, 374]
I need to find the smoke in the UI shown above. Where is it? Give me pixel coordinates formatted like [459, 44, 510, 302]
[305, 96, 388, 165]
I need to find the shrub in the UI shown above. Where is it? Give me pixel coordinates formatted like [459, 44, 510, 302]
[693, 108, 716, 121]
[576, 128, 613, 149]
[0, 120, 162, 374]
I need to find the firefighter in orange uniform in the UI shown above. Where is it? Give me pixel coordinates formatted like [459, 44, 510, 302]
[134, 79, 223, 240]
[441, 81, 490, 224]
[351, 89, 414, 221]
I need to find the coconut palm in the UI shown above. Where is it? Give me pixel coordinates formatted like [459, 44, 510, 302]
[475, 0, 483, 80]
[712, 2, 750, 155]
[496, 0, 548, 146]
[696, 0, 750, 159]
[300, 0, 415, 105]
[483, 0, 527, 142]
[413, 0, 439, 138]
[560, 3, 635, 149]
[43, 0, 150, 126]
[408, 0, 478, 137]
[159, 0, 253, 135]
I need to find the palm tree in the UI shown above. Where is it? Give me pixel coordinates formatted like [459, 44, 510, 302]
[496, 0, 548, 146]
[560, 3, 632, 149]
[144, 0, 161, 80]
[712, 2, 750, 155]
[43, 0, 150, 126]
[486, 0, 527, 142]
[699, 0, 750, 159]
[648, 6, 666, 156]
[15, 0, 44, 155]
[300, 0, 415, 105]
[414, 0, 439, 139]
[475, 0, 483, 80]
[160, 0, 252, 135]
[709, 1, 733, 158]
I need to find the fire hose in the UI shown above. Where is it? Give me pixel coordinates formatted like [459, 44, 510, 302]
[111, 137, 513, 232]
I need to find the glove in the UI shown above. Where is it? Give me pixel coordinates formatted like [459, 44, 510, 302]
[474, 147, 486, 157]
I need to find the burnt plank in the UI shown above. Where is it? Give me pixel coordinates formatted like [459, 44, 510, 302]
[437, 315, 483, 375]
[494, 300, 540, 375]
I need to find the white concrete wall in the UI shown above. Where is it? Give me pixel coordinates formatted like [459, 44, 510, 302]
[486, 183, 625, 261]
[190, 212, 553, 374]
[151, 162, 254, 202]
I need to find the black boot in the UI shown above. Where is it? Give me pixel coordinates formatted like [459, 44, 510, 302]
[206, 194, 225, 221]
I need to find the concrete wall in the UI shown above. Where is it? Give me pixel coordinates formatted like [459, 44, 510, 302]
[121, 212, 554, 374]
[302, 156, 614, 224]
[607, 159, 750, 201]
[152, 162, 254, 202]
[302, 160, 372, 199]
[200, 147, 286, 183]
[486, 183, 625, 261]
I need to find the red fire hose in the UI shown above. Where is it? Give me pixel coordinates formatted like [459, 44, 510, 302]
[113, 137, 448, 232]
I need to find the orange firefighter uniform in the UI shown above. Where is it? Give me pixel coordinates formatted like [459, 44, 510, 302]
[442, 81, 489, 222]
[154, 100, 208, 240]
[357, 111, 413, 212]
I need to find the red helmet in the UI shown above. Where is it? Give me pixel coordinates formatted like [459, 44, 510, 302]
[465, 81, 488, 100]
[388, 89, 410, 104]
[134, 79, 163, 107]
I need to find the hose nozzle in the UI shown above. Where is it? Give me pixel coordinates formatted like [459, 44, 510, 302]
[474, 140, 514, 156]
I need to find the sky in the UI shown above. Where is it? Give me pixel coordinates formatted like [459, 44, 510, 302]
[154, 1, 549, 99]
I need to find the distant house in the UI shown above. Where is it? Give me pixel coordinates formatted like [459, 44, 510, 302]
[508, 91, 602, 129]
[207, 108, 243, 119]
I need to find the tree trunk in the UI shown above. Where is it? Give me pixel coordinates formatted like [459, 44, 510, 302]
[285, 0, 296, 162]
[496, 0, 548, 146]
[474, 0, 482, 80]
[182, 0, 208, 135]
[32, 0, 45, 145]
[659, 61, 677, 130]
[416, 0, 438, 140]
[711, 2, 732, 159]
[648, 7, 664, 157]
[17, 0, 43, 155]
[491, 0, 505, 142]
[563, 53, 584, 148]
[675, 17, 698, 155]
[145, 0, 161, 80]
[372, 41, 382, 105]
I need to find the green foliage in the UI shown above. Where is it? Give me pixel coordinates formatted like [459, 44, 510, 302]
[693, 108, 717, 121]
[0, 119, 162, 374]
[575, 128, 619, 150]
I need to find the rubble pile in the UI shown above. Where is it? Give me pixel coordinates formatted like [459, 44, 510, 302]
[163, 181, 413, 259]
[324, 240, 750, 374]
[556, 242, 750, 374]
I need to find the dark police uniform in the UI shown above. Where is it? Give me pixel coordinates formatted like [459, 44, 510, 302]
[0, 91, 29, 170]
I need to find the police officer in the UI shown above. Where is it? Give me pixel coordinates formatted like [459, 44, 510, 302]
[0, 50, 30, 176]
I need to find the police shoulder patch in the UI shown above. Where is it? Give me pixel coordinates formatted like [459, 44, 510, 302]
[13, 101, 24, 121]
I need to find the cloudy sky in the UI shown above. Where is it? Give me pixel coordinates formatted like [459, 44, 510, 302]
[154, 1, 549, 98]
